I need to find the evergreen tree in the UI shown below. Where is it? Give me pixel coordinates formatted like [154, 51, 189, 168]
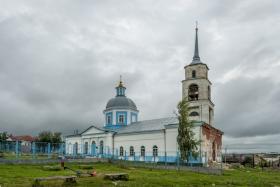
[176, 98, 200, 163]
[0, 132, 8, 141]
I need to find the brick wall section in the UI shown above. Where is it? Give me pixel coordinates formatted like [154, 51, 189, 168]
[202, 123, 223, 162]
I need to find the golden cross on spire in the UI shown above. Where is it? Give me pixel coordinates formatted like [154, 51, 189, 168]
[118, 75, 124, 87]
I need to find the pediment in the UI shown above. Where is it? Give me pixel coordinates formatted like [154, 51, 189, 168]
[81, 126, 105, 135]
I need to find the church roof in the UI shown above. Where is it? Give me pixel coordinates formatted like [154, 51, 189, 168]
[105, 78, 138, 111]
[105, 96, 137, 111]
[66, 118, 207, 137]
[114, 117, 179, 134]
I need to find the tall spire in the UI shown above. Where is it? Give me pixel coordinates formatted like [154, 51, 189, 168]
[192, 21, 200, 62]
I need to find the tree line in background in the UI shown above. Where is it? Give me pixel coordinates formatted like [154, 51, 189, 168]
[0, 132, 8, 141]
[0, 131, 62, 143]
[37, 131, 62, 143]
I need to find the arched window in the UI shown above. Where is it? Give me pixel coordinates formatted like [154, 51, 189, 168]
[74, 142, 78, 155]
[208, 86, 211, 100]
[107, 115, 111, 124]
[188, 84, 199, 101]
[99, 140, 104, 155]
[84, 142, 88, 154]
[120, 146, 124, 156]
[129, 146, 134, 156]
[189, 111, 199, 117]
[192, 70, 196, 78]
[140, 146, 145, 157]
[153, 145, 158, 157]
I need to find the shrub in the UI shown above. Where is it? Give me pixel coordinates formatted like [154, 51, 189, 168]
[0, 151, 4, 158]
[42, 165, 62, 171]
[118, 163, 129, 169]
[242, 156, 253, 167]
[78, 165, 93, 169]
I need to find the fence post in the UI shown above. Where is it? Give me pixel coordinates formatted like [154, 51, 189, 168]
[205, 152, 208, 167]
[177, 151, 179, 170]
[220, 153, 223, 174]
[108, 147, 110, 159]
[73, 144, 76, 158]
[15, 141, 19, 159]
[60, 143, 64, 156]
[125, 151, 127, 161]
[165, 151, 167, 168]
[190, 152, 193, 167]
[252, 154, 255, 168]
[224, 147, 227, 165]
[115, 148, 118, 160]
[32, 142, 36, 159]
[47, 143, 51, 159]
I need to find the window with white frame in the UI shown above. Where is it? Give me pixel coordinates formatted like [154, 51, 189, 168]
[129, 146, 134, 156]
[120, 146, 124, 156]
[99, 140, 104, 155]
[84, 142, 88, 154]
[107, 115, 111, 124]
[153, 145, 158, 157]
[118, 114, 124, 124]
[131, 114, 137, 123]
[140, 146, 145, 157]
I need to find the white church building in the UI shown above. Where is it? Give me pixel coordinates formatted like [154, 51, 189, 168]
[65, 27, 223, 164]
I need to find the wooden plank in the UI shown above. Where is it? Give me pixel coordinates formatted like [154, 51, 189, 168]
[35, 175, 76, 181]
[104, 173, 129, 181]
[33, 176, 77, 187]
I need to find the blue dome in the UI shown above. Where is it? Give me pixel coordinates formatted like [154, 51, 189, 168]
[106, 96, 137, 110]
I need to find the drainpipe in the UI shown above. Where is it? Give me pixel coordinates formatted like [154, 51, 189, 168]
[112, 132, 116, 159]
[200, 104, 202, 122]
[164, 129, 167, 166]
[200, 126, 202, 164]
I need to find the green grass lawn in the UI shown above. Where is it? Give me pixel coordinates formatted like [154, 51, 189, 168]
[0, 162, 279, 187]
[1, 152, 58, 160]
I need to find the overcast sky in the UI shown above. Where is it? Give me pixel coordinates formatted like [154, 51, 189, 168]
[0, 0, 279, 152]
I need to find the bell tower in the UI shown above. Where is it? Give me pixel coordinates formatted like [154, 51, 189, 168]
[182, 25, 214, 125]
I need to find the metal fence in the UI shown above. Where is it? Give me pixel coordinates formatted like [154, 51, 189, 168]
[64, 142, 210, 165]
[0, 140, 64, 160]
[0, 141, 210, 166]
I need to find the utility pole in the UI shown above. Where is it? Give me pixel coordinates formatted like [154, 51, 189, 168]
[224, 147, 227, 165]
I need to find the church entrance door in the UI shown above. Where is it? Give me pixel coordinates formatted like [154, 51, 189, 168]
[91, 141, 96, 156]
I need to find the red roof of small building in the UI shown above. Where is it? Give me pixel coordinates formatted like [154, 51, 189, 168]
[9, 135, 37, 142]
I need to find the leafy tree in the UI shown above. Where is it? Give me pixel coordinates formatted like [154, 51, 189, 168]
[176, 98, 200, 163]
[52, 132, 62, 144]
[242, 156, 253, 167]
[0, 132, 8, 141]
[37, 131, 62, 143]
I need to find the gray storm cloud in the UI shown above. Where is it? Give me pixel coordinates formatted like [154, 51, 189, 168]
[0, 0, 279, 151]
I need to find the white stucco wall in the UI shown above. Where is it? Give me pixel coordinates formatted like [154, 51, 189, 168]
[65, 125, 205, 161]
[114, 131, 165, 157]
[65, 136, 82, 154]
[65, 126, 114, 155]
